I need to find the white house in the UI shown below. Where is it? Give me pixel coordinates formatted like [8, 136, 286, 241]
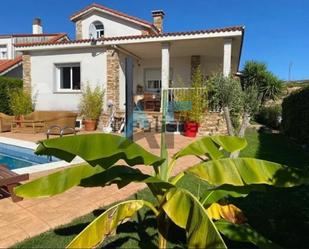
[15, 3, 244, 114]
[0, 19, 68, 78]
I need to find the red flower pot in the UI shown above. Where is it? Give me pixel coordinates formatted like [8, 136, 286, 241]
[184, 121, 199, 137]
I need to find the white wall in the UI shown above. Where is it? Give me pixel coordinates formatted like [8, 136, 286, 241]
[81, 11, 145, 39]
[30, 47, 106, 111]
[0, 37, 13, 59]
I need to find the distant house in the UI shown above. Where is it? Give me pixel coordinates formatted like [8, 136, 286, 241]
[15, 3, 245, 113]
[0, 18, 68, 78]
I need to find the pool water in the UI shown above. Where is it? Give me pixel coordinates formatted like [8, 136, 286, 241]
[0, 153, 33, 169]
[0, 142, 59, 170]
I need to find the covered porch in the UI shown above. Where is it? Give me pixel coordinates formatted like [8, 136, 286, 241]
[108, 29, 243, 112]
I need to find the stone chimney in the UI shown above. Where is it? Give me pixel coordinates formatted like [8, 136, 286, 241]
[32, 18, 43, 34]
[152, 10, 165, 33]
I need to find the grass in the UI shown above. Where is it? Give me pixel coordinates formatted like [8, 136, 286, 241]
[13, 129, 309, 249]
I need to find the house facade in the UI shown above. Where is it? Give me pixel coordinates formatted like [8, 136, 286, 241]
[0, 19, 68, 78]
[15, 3, 244, 115]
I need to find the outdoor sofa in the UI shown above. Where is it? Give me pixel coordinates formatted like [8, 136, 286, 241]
[23, 111, 77, 130]
[1, 111, 78, 133]
[0, 113, 14, 132]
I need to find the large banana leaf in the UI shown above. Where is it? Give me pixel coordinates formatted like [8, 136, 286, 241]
[80, 165, 174, 191]
[186, 157, 309, 188]
[201, 189, 249, 206]
[67, 200, 158, 248]
[206, 203, 247, 224]
[211, 136, 247, 153]
[162, 188, 227, 249]
[14, 164, 104, 198]
[215, 220, 282, 249]
[173, 136, 247, 160]
[35, 134, 163, 168]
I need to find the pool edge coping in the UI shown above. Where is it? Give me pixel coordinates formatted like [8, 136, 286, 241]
[0, 136, 83, 174]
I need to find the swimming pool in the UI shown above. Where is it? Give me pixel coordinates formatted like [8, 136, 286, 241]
[0, 142, 59, 170]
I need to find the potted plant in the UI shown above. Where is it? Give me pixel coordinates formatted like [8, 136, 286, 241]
[9, 90, 33, 126]
[79, 84, 104, 131]
[184, 67, 207, 137]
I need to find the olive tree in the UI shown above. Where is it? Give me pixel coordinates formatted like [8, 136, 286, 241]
[208, 74, 260, 138]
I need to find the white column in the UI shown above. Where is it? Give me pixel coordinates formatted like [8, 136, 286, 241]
[161, 42, 170, 90]
[223, 39, 232, 77]
[161, 42, 170, 112]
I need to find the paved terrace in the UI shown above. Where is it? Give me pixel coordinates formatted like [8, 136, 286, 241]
[0, 131, 199, 247]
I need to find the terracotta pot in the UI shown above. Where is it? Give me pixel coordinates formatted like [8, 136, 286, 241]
[84, 119, 97, 131]
[184, 121, 199, 137]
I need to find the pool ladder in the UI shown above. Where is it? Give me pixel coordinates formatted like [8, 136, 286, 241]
[45, 126, 77, 161]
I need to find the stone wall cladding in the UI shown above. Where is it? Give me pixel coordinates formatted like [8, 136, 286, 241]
[99, 111, 227, 135]
[22, 54, 31, 93]
[153, 17, 163, 32]
[76, 20, 83, 40]
[106, 49, 120, 110]
[198, 112, 227, 136]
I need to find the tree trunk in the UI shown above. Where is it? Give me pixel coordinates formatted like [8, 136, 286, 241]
[238, 111, 251, 138]
[231, 111, 251, 158]
[223, 106, 234, 136]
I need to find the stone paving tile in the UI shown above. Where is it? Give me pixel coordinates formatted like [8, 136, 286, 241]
[17, 215, 50, 237]
[0, 234, 23, 248]
[0, 131, 197, 247]
[0, 223, 25, 241]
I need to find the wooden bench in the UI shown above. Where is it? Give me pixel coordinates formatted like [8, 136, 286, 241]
[0, 164, 29, 202]
[11, 120, 45, 133]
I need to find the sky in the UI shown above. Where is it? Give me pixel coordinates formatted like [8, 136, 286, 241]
[1, 0, 308, 80]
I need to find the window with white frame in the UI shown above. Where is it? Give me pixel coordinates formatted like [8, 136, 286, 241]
[89, 21, 104, 39]
[144, 68, 172, 92]
[0, 45, 8, 59]
[55, 63, 81, 91]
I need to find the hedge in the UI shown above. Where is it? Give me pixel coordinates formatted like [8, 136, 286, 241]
[0, 76, 23, 115]
[255, 104, 282, 130]
[281, 86, 309, 144]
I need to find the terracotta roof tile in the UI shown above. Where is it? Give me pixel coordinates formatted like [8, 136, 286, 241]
[0, 56, 22, 74]
[103, 26, 245, 41]
[70, 3, 159, 33]
[14, 26, 244, 48]
[0, 33, 66, 38]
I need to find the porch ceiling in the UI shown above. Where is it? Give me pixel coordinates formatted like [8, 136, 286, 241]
[118, 36, 242, 60]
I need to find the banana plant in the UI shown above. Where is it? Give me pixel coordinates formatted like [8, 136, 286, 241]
[14, 94, 309, 248]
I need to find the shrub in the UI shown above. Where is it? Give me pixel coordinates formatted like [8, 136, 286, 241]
[255, 105, 282, 129]
[9, 90, 33, 116]
[281, 86, 309, 144]
[0, 76, 23, 114]
[79, 84, 104, 120]
[189, 67, 207, 123]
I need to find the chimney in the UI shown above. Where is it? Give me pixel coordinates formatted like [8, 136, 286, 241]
[152, 10, 165, 33]
[32, 18, 43, 34]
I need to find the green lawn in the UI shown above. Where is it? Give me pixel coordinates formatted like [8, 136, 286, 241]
[14, 129, 309, 248]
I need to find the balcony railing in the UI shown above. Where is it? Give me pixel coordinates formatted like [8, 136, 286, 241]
[166, 87, 207, 108]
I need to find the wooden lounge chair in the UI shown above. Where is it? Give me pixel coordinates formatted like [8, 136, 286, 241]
[0, 164, 29, 202]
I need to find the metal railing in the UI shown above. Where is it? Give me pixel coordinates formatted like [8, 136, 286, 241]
[166, 87, 207, 105]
